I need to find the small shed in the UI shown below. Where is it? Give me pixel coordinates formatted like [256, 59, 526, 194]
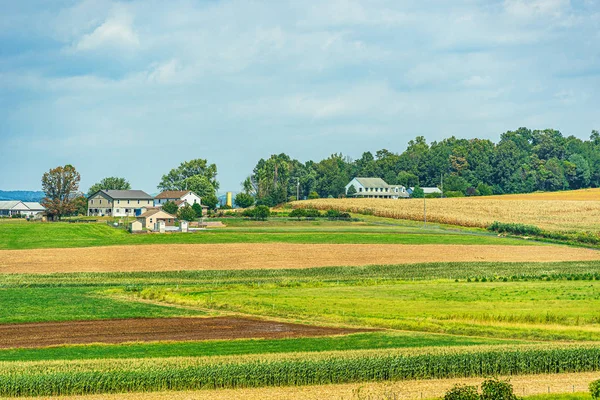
[129, 220, 143, 233]
[137, 209, 176, 230]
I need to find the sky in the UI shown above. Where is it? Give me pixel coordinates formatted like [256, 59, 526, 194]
[1, 0, 599, 193]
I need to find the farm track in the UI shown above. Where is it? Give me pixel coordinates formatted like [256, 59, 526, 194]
[1, 243, 599, 274]
[14, 372, 599, 399]
[0, 317, 369, 348]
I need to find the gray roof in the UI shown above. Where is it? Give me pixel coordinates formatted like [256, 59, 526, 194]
[352, 177, 390, 189]
[99, 190, 153, 200]
[23, 202, 45, 210]
[0, 200, 21, 209]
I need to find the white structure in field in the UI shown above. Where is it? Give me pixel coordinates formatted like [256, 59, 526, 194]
[154, 191, 202, 208]
[345, 177, 409, 199]
[408, 187, 443, 196]
[0, 201, 46, 217]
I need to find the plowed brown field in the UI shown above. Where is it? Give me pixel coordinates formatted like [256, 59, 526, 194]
[0, 317, 369, 348]
[18, 372, 599, 400]
[1, 243, 599, 274]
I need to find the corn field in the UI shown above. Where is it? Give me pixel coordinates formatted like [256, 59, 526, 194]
[292, 198, 600, 233]
[2, 346, 600, 397]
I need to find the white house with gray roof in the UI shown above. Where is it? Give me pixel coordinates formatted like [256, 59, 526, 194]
[87, 190, 153, 217]
[345, 177, 409, 199]
[0, 201, 45, 217]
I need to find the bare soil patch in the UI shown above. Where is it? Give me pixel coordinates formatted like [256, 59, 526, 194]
[1, 243, 599, 274]
[0, 317, 369, 349]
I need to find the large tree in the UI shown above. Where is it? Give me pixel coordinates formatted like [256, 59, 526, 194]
[87, 177, 131, 196]
[41, 165, 81, 220]
[158, 159, 219, 191]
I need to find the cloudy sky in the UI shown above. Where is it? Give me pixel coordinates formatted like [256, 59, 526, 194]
[1, 0, 599, 193]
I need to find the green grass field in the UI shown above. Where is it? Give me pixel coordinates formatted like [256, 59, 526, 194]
[0, 218, 535, 250]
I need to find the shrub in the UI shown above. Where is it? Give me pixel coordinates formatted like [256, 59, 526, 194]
[411, 186, 424, 198]
[590, 379, 600, 399]
[192, 203, 203, 218]
[304, 209, 322, 219]
[488, 221, 542, 236]
[480, 378, 517, 400]
[177, 204, 197, 222]
[444, 191, 465, 198]
[234, 192, 254, 208]
[289, 208, 306, 220]
[253, 205, 270, 220]
[308, 191, 320, 199]
[444, 384, 479, 400]
[325, 209, 341, 219]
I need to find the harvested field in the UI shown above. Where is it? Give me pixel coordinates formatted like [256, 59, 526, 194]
[293, 198, 600, 232]
[486, 188, 600, 201]
[18, 372, 599, 400]
[1, 243, 599, 274]
[0, 317, 367, 348]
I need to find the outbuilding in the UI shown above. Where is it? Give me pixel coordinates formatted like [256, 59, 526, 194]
[137, 209, 176, 230]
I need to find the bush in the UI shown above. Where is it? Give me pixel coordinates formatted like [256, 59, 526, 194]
[304, 209, 322, 219]
[192, 203, 203, 218]
[162, 201, 178, 215]
[444, 191, 465, 198]
[308, 191, 320, 199]
[325, 209, 341, 219]
[480, 378, 517, 400]
[289, 208, 306, 220]
[590, 379, 600, 399]
[444, 384, 479, 400]
[411, 186, 424, 198]
[242, 205, 271, 220]
[488, 221, 542, 236]
[177, 204, 197, 222]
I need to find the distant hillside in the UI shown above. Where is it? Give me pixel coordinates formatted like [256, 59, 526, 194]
[0, 190, 45, 202]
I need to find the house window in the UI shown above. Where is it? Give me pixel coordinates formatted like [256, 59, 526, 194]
[138, 200, 140, 204]
[91, 200, 94, 204]
[127, 200, 130, 204]
[359, 188, 362, 192]
[116, 209, 120, 213]
[99, 200, 102, 204]
[150, 218, 153, 223]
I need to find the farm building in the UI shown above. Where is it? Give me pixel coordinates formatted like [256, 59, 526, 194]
[345, 178, 409, 199]
[0, 201, 46, 217]
[87, 190, 153, 217]
[137, 209, 176, 230]
[154, 190, 207, 215]
[129, 220, 143, 233]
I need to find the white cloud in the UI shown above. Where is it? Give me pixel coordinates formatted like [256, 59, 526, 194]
[74, 13, 139, 51]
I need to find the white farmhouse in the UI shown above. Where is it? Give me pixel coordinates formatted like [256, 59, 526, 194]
[345, 177, 409, 199]
[87, 190, 153, 217]
[154, 191, 205, 210]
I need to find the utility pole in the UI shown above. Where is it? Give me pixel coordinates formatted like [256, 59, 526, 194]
[441, 173, 444, 198]
[423, 196, 427, 227]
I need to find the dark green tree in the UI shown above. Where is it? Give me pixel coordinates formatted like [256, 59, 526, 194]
[411, 186, 425, 198]
[177, 204, 197, 221]
[87, 177, 131, 196]
[346, 184, 357, 196]
[158, 159, 219, 191]
[234, 192, 255, 208]
[192, 202, 203, 218]
[162, 201, 178, 215]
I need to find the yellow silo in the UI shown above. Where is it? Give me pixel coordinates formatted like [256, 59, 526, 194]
[226, 191, 233, 208]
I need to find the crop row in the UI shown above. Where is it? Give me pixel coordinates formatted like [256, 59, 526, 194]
[2, 347, 600, 396]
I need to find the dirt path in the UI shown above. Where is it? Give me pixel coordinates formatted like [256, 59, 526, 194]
[14, 372, 599, 399]
[1, 243, 599, 274]
[0, 317, 370, 348]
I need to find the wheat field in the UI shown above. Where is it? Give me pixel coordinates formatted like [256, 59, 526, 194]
[293, 196, 600, 232]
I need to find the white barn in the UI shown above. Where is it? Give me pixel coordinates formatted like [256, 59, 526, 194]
[0, 201, 46, 217]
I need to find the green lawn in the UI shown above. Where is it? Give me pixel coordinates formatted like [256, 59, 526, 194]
[0, 219, 536, 250]
[129, 278, 600, 341]
[0, 331, 520, 362]
[0, 287, 203, 324]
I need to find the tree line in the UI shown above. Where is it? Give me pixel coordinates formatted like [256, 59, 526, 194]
[242, 127, 600, 206]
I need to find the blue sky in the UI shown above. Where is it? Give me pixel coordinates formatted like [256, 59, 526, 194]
[1, 0, 599, 193]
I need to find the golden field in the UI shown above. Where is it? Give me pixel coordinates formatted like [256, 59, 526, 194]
[293, 195, 600, 232]
[487, 188, 600, 201]
[3, 243, 600, 274]
[16, 372, 598, 400]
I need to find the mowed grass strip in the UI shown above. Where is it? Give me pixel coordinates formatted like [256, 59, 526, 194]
[4, 243, 597, 274]
[0, 332, 519, 362]
[1, 345, 600, 396]
[0, 220, 529, 250]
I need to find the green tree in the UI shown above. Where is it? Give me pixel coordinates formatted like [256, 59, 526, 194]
[72, 195, 88, 215]
[443, 175, 468, 194]
[41, 165, 81, 220]
[177, 204, 197, 221]
[476, 183, 493, 196]
[397, 171, 419, 187]
[346, 184, 357, 196]
[411, 186, 424, 198]
[234, 192, 254, 208]
[183, 175, 215, 198]
[87, 177, 131, 196]
[289, 208, 306, 220]
[192, 202, 203, 218]
[444, 384, 479, 400]
[162, 201, 178, 215]
[308, 191, 319, 199]
[202, 193, 219, 211]
[158, 159, 219, 191]
[567, 154, 591, 189]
